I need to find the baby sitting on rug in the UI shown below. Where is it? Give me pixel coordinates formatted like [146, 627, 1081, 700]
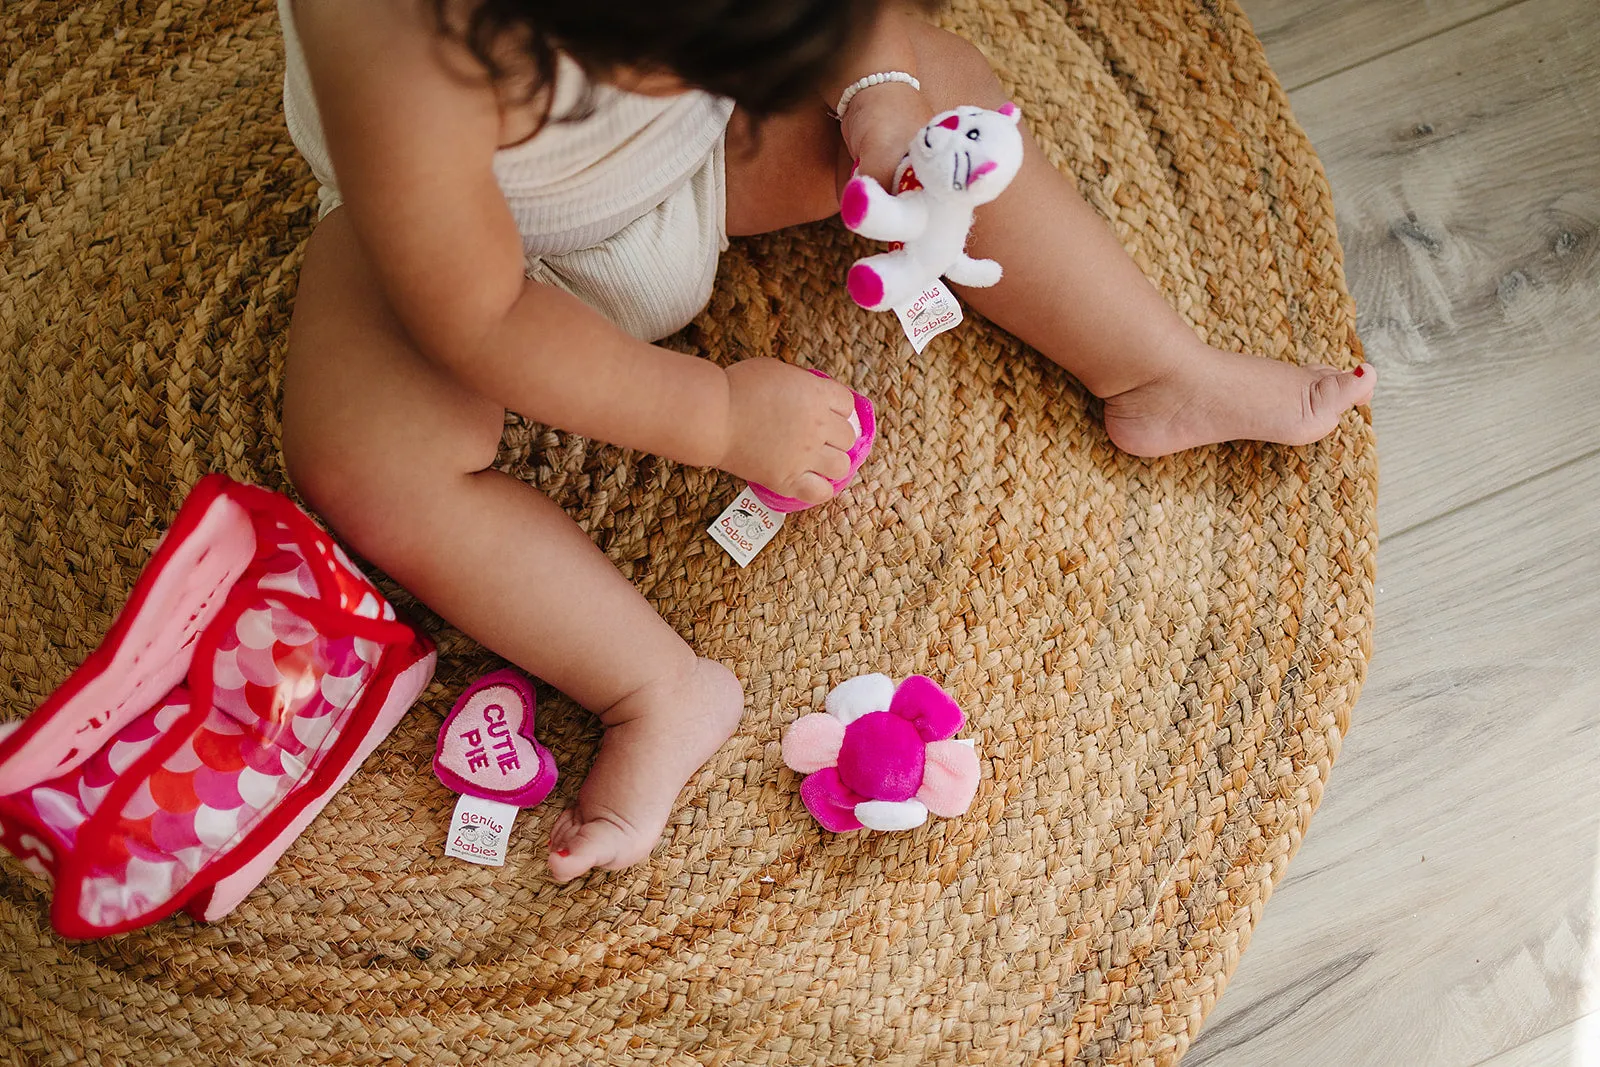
[275, 0, 1374, 881]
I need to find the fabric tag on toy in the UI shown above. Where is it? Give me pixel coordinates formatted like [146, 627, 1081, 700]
[894, 281, 964, 353]
[434, 669, 557, 867]
[444, 793, 518, 866]
[709, 486, 785, 567]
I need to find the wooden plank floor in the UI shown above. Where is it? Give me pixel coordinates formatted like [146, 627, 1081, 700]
[1190, 0, 1600, 1063]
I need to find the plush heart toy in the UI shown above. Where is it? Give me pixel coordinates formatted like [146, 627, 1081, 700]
[434, 669, 556, 808]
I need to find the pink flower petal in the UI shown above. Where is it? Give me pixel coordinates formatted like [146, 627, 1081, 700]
[915, 740, 980, 817]
[888, 675, 964, 742]
[799, 768, 865, 833]
[781, 714, 846, 773]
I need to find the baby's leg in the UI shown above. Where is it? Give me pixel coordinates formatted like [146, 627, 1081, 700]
[909, 26, 1373, 455]
[282, 210, 743, 883]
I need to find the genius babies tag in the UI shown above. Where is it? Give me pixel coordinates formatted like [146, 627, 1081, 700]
[444, 794, 518, 866]
[893, 281, 964, 353]
[709, 487, 786, 567]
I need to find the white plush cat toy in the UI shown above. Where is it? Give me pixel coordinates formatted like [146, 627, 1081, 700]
[840, 102, 1025, 313]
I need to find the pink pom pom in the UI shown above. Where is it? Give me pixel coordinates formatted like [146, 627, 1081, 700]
[781, 713, 846, 773]
[916, 740, 980, 817]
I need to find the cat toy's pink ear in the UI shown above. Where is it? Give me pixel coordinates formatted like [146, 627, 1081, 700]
[997, 101, 1021, 123]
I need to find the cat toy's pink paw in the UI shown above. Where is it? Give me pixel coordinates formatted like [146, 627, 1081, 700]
[840, 177, 872, 231]
[846, 262, 887, 311]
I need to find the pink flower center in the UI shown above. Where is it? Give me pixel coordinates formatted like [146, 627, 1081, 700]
[836, 712, 925, 801]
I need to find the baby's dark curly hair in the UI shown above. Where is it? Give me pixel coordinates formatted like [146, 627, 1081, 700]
[432, 0, 936, 119]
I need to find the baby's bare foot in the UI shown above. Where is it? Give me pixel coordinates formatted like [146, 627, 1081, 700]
[1102, 343, 1375, 458]
[547, 658, 743, 882]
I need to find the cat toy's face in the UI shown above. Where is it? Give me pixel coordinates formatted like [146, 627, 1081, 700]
[904, 103, 1025, 205]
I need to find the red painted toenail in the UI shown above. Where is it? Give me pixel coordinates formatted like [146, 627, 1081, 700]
[1353, 366, 1365, 377]
[556, 849, 570, 857]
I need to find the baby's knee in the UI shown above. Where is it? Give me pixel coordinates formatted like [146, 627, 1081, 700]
[280, 419, 385, 546]
[282, 404, 500, 559]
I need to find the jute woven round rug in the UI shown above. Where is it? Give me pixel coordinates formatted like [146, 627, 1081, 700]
[0, 0, 1377, 1063]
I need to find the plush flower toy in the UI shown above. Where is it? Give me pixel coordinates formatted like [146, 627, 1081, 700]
[782, 674, 980, 832]
[840, 103, 1026, 313]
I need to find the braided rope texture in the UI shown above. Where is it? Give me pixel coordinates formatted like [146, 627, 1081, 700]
[0, 0, 1377, 1063]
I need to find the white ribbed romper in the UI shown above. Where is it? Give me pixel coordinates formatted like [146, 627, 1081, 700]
[277, 0, 736, 341]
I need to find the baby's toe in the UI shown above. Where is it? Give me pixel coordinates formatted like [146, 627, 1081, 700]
[548, 809, 580, 854]
[548, 815, 643, 883]
[1302, 363, 1375, 440]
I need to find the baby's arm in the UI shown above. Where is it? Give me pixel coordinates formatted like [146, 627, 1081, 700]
[819, 4, 933, 187]
[294, 0, 857, 504]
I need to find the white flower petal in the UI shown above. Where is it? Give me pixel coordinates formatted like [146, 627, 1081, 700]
[825, 673, 896, 725]
[855, 799, 928, 832]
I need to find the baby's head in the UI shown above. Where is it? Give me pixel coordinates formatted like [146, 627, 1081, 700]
[435, 0, 939, 118]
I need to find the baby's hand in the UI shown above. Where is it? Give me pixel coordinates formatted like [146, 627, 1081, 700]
[717, 359, 858, 506]
[840, 80, 934, 188]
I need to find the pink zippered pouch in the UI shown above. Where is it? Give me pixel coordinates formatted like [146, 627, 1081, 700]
[0, 475, 435, 938]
